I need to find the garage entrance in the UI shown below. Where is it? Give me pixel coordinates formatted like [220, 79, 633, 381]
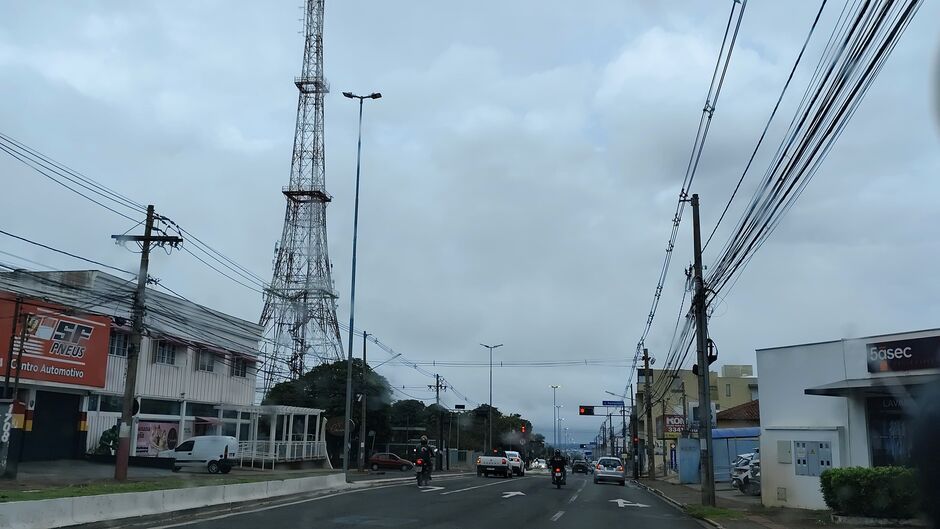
[22, 390, 81, 461]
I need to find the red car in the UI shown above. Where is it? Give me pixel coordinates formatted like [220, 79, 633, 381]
[369, 452, 414, 471]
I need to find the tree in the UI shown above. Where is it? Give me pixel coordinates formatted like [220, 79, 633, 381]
[264, 359, 393, 466]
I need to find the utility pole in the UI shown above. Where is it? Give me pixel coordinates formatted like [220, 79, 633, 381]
[550, 385, 560, 449]
[112, 205, 181, 481]
[662, 399, 668, 474]
[430, 374, 446, 469]
[690, 193, 716, 506]
[357, 332, 368, 471]
[630, 385, 638, 479]
[621, 402, 627, 457]
[2, 297, 22, 394]
[480, 343, 502, 452]
[643, 348, 655, 478]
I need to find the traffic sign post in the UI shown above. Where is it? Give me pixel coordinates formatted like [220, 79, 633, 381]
[602, 400, 625, 407]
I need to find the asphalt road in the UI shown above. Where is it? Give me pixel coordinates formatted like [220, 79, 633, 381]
[139, 471, 706, 529]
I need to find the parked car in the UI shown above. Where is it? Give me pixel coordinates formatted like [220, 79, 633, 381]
[505, 450, 525, 476]
[533, 458, 546, 469]
[369, 452, 414, 471]
[159, 435, 237, 474]
[593, 456, 626, 486]
[572, 459, 592, 474]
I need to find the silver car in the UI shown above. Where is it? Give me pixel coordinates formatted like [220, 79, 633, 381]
[593, 456, 626, 486]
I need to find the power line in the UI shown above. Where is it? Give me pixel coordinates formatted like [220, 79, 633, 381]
[0, 229, 134, 276]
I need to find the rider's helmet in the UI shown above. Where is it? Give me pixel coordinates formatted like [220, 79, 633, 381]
[554, 449, 561, 456]
[420, 435, 428, 445]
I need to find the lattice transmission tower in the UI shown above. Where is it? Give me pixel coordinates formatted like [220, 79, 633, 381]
[260, 0, 343, 393]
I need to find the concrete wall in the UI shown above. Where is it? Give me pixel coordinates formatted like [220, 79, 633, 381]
[0, 473, 348, 529]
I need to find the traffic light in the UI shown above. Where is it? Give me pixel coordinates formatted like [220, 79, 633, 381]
[521, 425, 526, 433]
[578, 405, 595, 416]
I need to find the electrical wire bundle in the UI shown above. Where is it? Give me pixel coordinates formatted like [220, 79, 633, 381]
[705, 0, 923, 302]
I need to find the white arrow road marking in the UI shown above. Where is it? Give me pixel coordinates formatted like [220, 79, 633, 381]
[502, 491, 525, 498]
[610, 499, 650, 508]
[419, 486, 445, 493]
[550, 511, 565, 522]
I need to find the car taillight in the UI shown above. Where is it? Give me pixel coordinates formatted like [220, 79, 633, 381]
[596, 464, 602, 470]
[502, 459, 507, 465]
[617, 466, 623, 471]
[416, 458, 423, 465]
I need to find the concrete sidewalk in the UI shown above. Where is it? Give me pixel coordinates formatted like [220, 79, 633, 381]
[636, 478, 861, 529]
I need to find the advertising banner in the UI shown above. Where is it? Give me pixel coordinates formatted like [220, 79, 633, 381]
[656, 414, 686, 439]
[0, 296, 110, 388]
[866, 335, 940, 373]
[136, 421, 180, 456]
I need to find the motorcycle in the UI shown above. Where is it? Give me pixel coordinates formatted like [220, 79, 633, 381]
[551, 466, 565, 489]
[415, 457, 431, 486]
[734, 461, 761, 496]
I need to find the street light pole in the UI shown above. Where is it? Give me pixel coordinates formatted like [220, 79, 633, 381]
[480, 343, 503, 452]
[341, 90, 381, 481]
[550, 385, 560, 448]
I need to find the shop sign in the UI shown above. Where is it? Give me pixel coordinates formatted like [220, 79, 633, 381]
[0, 296, 110, 388]
[866, 335, 940, 373]
[136, 421, 180, 456]
[326, 416, 354, 436]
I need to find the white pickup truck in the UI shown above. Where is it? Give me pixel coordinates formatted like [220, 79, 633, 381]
[476, 450, 513, 478]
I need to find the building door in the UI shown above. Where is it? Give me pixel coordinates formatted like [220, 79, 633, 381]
[22, 390, 81, 461]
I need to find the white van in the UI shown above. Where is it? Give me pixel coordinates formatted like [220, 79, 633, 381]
[159, 435, 238, 474]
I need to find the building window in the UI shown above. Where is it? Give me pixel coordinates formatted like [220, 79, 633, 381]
[109, 332, 129, 357]
[87, 394, 99, 411]
[230, 357, 247, 378]
[153, 341, 177, 365]
[100, 395, 124, 413]
[140, 398, 182, 416]
[187, 402, 218, 418]
[196, 349, 215, 373]
[725, 384, 732, 398]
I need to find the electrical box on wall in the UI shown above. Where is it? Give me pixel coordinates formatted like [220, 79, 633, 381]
[777, 440, 792, 464]
[794, 441, 832, 477]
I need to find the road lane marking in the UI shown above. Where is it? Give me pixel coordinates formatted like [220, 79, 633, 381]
[550, 510, 565, 522]
[440, 477, 529, 495]
[419, 485, 445, 492]
[502, 491, 525, 498]
[568, 492, 579, 503]
[610, 499, 650, 508]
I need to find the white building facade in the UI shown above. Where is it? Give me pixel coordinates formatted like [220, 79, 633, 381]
[757, 328, 939, 509]
[0, 269, 263, 460]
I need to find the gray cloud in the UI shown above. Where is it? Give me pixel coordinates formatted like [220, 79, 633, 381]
[1, 0, 938, 443]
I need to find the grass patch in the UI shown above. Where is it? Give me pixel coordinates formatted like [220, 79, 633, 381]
[0, 471, 332, 503]
[685, 505, 746, 520]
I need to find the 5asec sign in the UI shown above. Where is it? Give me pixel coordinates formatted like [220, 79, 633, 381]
[866, 335, 940, 373]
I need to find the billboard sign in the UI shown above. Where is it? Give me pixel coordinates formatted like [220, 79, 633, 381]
[136, 421, 180, 456]
[0, 296, 110, 388]
[866, 335, 940, 373]
[656, 414, 686, 439]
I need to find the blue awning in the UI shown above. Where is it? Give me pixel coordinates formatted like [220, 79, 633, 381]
[712, 427, 760, 439]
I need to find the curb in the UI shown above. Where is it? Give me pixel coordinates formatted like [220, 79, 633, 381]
[632, 480, 726, 529]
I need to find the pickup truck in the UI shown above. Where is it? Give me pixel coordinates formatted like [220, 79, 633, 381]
[476, 450, 513, 478]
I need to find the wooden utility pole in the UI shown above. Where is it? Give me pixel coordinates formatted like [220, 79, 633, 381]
[690, 193, 716, 506]
[643, 348, 655, 478]
[112, 205, 181, 481]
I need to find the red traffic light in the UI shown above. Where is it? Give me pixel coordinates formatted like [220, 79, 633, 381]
[521, 425, 526, 433]
[579, 405, 595, 416]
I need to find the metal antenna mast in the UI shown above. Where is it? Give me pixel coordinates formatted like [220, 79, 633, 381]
[260, 0, 343, 392]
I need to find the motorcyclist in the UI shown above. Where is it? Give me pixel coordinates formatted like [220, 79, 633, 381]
[418, 435, 434, 480]
[548, 449, 567, 484]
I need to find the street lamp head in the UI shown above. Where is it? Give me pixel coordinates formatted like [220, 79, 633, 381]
[551, 384, 560, 389]
[369, 92, 382, 99]
[342, 91, 355, 99]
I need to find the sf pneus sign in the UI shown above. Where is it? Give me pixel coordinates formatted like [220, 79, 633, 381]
[0, 296, 109, 388]
[866, 335, 940, 373]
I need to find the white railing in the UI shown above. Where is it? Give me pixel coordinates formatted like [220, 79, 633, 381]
[237, 440, 327, 469]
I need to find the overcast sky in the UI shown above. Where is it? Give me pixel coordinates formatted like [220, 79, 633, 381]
[1, 1, 938, 444]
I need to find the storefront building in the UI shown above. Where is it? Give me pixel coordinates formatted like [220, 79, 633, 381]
[0, 269, 262, 461]
[757, 328, 940, 509]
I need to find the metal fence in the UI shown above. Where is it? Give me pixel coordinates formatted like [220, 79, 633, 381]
[237, 440, 327, 469]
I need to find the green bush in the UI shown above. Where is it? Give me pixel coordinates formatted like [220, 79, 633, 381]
[819, 467, 920, 519]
